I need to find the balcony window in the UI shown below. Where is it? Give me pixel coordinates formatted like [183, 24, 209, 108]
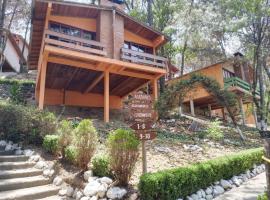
[49, 22, 96, 41]
[124, 41, 153, 54]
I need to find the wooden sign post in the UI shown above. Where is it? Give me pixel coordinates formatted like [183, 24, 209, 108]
[129, 92, 157, 174]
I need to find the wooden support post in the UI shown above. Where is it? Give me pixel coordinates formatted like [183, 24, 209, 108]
[104, 70, 110, 123]
[38, 58, 48, 109]
[222, 108, 226, 121]
[208, 104, 212, 118]
[238, 97, 246, 125]
[151, 78, 158, 100]
[190, 99, 195, 116]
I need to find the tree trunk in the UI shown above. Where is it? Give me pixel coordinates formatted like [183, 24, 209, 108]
[181, 40, 187, 75]
[20, 18, 30, 73]
[147, 0, 153, 26]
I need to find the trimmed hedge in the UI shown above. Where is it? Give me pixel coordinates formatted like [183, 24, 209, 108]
[0, 78, 35, 86]
[139, 148, 263, 200]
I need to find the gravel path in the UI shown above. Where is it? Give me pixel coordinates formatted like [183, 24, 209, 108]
[215, 173, 266, 200]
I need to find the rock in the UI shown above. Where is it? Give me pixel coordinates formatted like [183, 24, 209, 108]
[88, 176, 98, 183]
[214, 181, 220, 185]
[5, 144, 13, 151]
[75, 191, 83, 200]
[30, 155, 40, 162]
[49, 169, 55, 177]
[53, 176, 63, 186]
[106, 187, 127, 199]
[97, 184, 108, 198]
[99, 177, 113, 185]
[24, 149, 34, 156]
[200, 189, 206, 198]
[232, 176, 242, 187]
[246, 170, 251, 179]
[84, 181, 104, 197]
[205, 195, 213, 200]
[129, 193, 138, 200]
[43, 169, 50, 177]
[186, 196, 193, 200]
[213, 186, 225, 196]
[191, 193, 199, 200]
[73, 188, 78, 199]
[90, 196, 98, 200]
[59, 189, 67, 196]
[84, 170, 93, 182]
[0, 140, 7, 147]
[15, 149, 23, 155]
[196, 190, 202, 198]
[81, 197, 90, 200]
[241, 174, 248, 182]
[205, 187, 212, 195]
[35, 161, 48, 170]
[220, 179, 232, 189]
[66, 186, 74, 197]
[154, 146, 171, 153]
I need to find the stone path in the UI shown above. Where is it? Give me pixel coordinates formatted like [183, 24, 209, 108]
[215, 173, 266, 200]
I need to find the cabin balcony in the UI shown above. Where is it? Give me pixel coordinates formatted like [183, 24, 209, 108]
[44, 29, 168, 70]
[224, 77, 259, 96]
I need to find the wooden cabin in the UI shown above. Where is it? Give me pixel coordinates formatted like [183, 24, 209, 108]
[29, 0, 168, 122]
[1, 31, 28, 73]
[168, 53, 258, 126]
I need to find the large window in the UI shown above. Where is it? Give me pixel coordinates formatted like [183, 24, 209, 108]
[124, 41, 153, 54]
[223, 69, 235, 79]
[49, 22, 96, 41]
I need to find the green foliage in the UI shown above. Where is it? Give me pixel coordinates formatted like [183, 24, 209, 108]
[156, 74, 240, 127]
[9, 83, 23, 104]
[139, 148, 263, 200]
[43, 135, 59, 155]
[92, 155, 111, 177]
[73, 119, 98, 169]
[108, 129, 140, 186]
[64, 146, 78, 164]
[204, 119, 224, 141]
[257, 193, 268, 200]
[0, 78, 35, 85]
[58, 120, 74, 157]
[0, 101, 56, 144]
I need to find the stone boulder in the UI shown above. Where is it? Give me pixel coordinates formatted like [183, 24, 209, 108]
[106, 187, 127, 199]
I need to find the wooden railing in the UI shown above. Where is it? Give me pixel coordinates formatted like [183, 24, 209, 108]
[224, 77, 259, 95]
[121, 48, 168, 69]
[44, 30, 107, 56]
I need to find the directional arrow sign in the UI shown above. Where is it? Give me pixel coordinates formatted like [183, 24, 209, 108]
[130, 122, 154, 131]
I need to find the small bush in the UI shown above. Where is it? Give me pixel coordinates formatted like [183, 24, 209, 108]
[73, 119, 98, 169]
[205, 119, 224, 140]
[108, 129, 140, 186]
[58, 120, 74, 157]
[92, 155, 111, 177]
[258, 193, 268, 200]
[65, 146, 78, 164]
[139, 148, 263, 200]
[0, 101, 56, 144]
[43, 135, 59, 155]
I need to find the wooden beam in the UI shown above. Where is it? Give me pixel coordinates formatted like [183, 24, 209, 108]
[110, 77, 133, 94]
[65, 68, 80, 90]
[44, 45, 167, 74]
[35, 2, 52, 91]
[104, 70, 110, 123]
[153, 35, 165, 48]
[38, 56, 48, 109]
[84, 73, 104, 94]
[121, 80, 150, 98]
[190, 99, 195, 116]
[47, 56, 155, 80]
[151, 78, 158, 101]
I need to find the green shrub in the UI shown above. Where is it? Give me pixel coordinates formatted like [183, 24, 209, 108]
[139, 148, 263, 200]
[0, 101, 56, 144]
[73, 119, 98, 169]
[58, 120, 74, 157]
[9, 83, 23, 104]
[205, 119, 224, 140]
[258, 193, 268, 200]
[65, 146, 78, 164]
[43, 135, 59, 155]
[108, 129, 140, 186]
[92, 155, 111, 177]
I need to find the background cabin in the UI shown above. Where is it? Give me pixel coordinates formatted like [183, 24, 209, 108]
[168, 53, 258, 126]
[29, 0, 168, 122]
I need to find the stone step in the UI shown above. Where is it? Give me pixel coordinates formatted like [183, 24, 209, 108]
[0, 175, 51, 191]
[0, 161, 35, 170]
[0, 168, 43, 179]
[0, 150, 15, 156]
[0, 155, 29, 162]
[0, 184, 60, 200]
